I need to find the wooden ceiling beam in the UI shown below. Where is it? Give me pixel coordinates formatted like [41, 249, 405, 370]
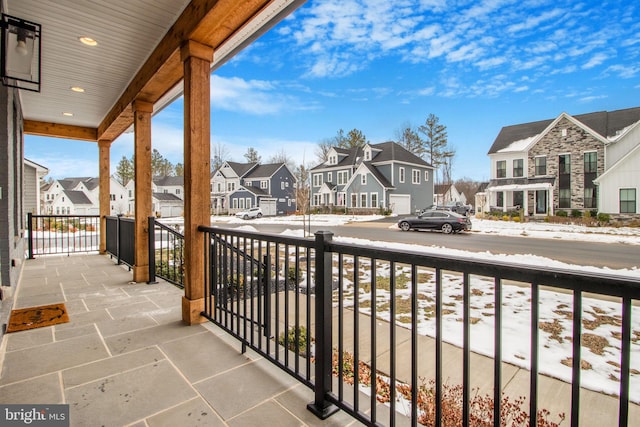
[24, 120, 98, 142]
[98, 0, 271, 141]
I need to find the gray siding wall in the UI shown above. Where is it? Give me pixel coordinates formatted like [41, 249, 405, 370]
[392, 164, 433, 211]
[270, 167, 296, 214]
[0, 84, 26, 340]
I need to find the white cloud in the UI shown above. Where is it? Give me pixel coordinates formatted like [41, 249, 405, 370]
[582, 52, 609, 69]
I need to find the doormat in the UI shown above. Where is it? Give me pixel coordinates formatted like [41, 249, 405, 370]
[6, 303, 69, 333]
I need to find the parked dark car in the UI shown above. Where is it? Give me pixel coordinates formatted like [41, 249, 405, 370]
[398, 211, 472, 234]
[445, 201, 471, 215]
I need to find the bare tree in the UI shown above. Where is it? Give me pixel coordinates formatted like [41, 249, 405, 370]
[293, 163, 311, 235]
[315, 138, 333, 164]
[269, 149, 296, 171]
[211, 142, 230, 173]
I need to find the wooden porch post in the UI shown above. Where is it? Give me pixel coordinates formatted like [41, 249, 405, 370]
[133, 99, 153, 283]
[98, 139, 111, 254]
[181, 40, 212, 324]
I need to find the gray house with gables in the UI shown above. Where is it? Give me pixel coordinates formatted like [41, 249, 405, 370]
[310, 142, 434, 214]
[227, 163, 297, 215]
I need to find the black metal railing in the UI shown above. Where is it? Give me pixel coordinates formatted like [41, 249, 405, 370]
[105, 215, 135, 268]
[27, 213, 100, 258]
[148, 217, 184, 288]
[199, 225, 640, 427]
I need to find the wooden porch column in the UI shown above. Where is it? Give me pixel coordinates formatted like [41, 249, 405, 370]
[181, 40, 213, 325]
[98, 139, 111, 253]
[132, 99, 153, 282]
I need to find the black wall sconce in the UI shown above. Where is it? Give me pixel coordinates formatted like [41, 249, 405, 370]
[1, 13, 41, 92]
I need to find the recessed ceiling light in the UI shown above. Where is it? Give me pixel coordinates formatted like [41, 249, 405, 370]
[62, 112, 74, 117]
[79, 37, 98, 46]
[70, 86, 85, 93]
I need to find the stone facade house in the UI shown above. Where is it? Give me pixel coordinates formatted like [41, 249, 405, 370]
[486, 107, 640, 216]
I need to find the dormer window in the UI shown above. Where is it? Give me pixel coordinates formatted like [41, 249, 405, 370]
[364, 150, 371, 161]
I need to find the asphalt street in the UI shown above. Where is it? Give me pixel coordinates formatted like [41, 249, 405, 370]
[219, 217, 640, 270]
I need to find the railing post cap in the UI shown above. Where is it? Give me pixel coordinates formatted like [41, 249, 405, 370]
[314, 230, 333, 238]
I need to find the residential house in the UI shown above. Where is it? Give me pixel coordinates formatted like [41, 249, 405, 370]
[485, 107, 640, 216]
[310, 141, 434, 215]
[210, 161, 257, 214]
[433, 183, 466, 206]
[153, 176, 184, 200]
[43, 176, 128, 215]
[23, 158, 49, 214]
[228, 162, 297, 215]
[125, 177, 185, 217]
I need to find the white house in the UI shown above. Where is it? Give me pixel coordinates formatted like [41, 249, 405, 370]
[23, 159, 49, 215]
[43, 176, 127, 215]
[594, 118, 640, 215]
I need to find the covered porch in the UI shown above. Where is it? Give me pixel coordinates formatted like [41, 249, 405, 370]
[0, 253, 358, 426]
[485, 180, 555, 216]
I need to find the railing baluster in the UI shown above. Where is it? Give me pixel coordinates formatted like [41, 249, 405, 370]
[619, 296, 632, 427]
[435, 267, 443, 427]
[463, 272, 471, 427]
[494, 277, 502, 427]
[571, 290, 582, 427]
[411, 264, 418, 426]
[389, 260, 396, 427]
[370, 258, 377, 424]
[530, 282, 540, 427]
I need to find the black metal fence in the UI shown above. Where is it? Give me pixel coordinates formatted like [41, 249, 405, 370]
[27, 213, 100, 258]
[148, 217, 184, 288]
[105, 215, 135, 268]
[199, 225, 640, 427]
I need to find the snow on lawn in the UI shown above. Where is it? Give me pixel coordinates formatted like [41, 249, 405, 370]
[160, 214, 640, 400]
[276, 226, 640, 402]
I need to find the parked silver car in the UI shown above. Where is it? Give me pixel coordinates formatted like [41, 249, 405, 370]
[235, 207, 263, 220]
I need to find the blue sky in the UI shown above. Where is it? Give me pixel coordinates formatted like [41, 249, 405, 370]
[26, 0, 640, 182]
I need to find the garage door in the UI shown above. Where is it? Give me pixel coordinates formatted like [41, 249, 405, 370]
[389, 194, 411, 214]
[259, 199, 277, 216]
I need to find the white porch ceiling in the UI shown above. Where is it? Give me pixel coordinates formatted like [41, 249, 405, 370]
[7, 0, 304, 140]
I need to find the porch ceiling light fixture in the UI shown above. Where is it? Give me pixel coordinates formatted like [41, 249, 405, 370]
[1, 13, 41, 92]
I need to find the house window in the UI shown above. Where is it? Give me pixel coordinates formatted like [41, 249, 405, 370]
[128, 190, 132, 197]
[327, 172, 332, 183]
[559, 189, 571, 209]
[584, 187, 597, 209]
[496, 192, 504, 207]
[584, 152, 597, 173]
[412, 170, 420, 184]
[110, 194, 116, 201]
[261, 180, 268, 189]
[371, 193, 378, 208]
[245, 181, 252, 187]
[513, 191, 524, 208]
[513, 159, 523, 177]
[360, 193, 367, 208]
[559, 154, 571, 175]
[217, 183, 222, 192]
[351, 193, 358, 208]
[232, 199, 238, 209]
[424, 170, 429, 182]
[281, 182, 285, 190]
[337, 171, 348, 185]
[238, 198, 245, 209]
[313, 194, 321, 206]
[365, 150, 370, 161]
[535, 156, 547, 176]
[496, 160, 507, 178]
[246, 198, 252, 208]
[337, 192, 346, 206]
[361, 174, 367, 185]
[620, 189, 636, 214]
[329, 155, 337, 165]
[227, 182, 235, 191]
[313, 174, 323, 187]
[176, 189, 180, 195]
[399, 167, 405, 183]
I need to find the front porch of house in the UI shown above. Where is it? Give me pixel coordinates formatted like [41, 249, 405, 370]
[0, 253, 359, 426]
